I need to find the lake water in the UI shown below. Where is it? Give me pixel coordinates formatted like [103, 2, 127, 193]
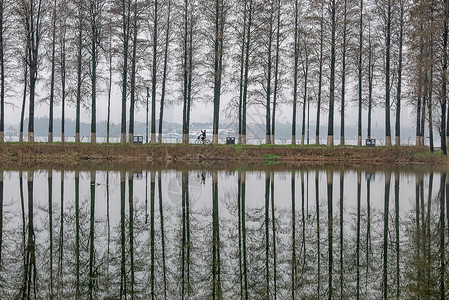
[0, 167, 447, 299]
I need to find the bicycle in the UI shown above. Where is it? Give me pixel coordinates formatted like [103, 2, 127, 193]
[195, 135, 211, 144]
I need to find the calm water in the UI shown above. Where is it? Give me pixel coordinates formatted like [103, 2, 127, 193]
[0, 167, 447, 299]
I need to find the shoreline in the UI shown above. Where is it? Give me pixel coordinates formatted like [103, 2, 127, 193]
[0, 142, 447, 170]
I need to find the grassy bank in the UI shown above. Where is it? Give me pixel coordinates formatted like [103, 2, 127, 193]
[0, 142, 447, 169]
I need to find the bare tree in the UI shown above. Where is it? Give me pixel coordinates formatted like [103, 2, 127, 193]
[16, 0, 46, 142]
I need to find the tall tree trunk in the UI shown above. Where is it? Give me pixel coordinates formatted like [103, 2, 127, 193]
[442, 0, 448, 154]
[316, 2, 324, 145]
[129, 0, 138, 143]
[428, 66, 434, 152]
[28, 0, 44, 142]
[327, 0, 336, 147]
[129, 172, 135, 297]
[385, 0, 392, 146]
[265, 3, 274, 145]
[271, 0, 281, 145]
[76, 0, 83, 143]
[341, 0, 348, 146]
[90, 1, 99, 144]
[301, 48, 309, 146]
[60, 16, 67, 143]
[151, 0, 158, 143]
[238, 2, 247, 144]
[121, 0, 131, 143]
[107, 26, 112, 144]
[146, 87, 149, 143]
[357, 0, 363, 146]
[212, 0, 225, 144]
[158, 0, 172, 143]
[182, 0, 190, 144]
[20, 46, 28, 142]
[241, 0, 253, 145]
[367, 23, 374, 140]
[49, 0, 57, 143]
[0, 1, 4, 142]
[395, 0, 404, 146]
[292, 0, 299, 145]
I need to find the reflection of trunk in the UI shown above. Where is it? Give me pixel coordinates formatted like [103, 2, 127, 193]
[382, 172, 391, 299]
[0, 170, 3, 266]
[212, 171, 221, 299]
[315, 171, 321, 298]
[446, 174, 449, 247]
[89, 171, 96, 298]
[0, 171, 2, 266]
[415, 175, 421, 295]
[291, 171, 296, 298]
[24, 171, 36, 299]
[264, 172, 270, 298]
[394, 173, 400, 299]
[158, 171, 167, 299]
[181, 171, 190, 298]
[58, 171, 64, 293]
[146, 171, 149, 224]
[327, 171, 334, 298]
[366, 173, 372, 293]
[120, 171, 127, 298]
[438, 173, 446, 299]
[20, 172, 26, 275]
[270, 172, 277, 298]
[238, 172, 243, 298]
[241, 171, 248, 299]
[425, 173, 432, 297]
[301, 171, 305, 270]
[106, 171, 110, 289]
[150, 171, 155, 298]
[129, 172, 135, 298]
[75, 171, 80, 298]
[356, 171, 361, 299]
[340, 171, 345, 298]
[48, 171, 54, 299]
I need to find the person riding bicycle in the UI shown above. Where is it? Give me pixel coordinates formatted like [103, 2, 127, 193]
[200, 130, 207, 142]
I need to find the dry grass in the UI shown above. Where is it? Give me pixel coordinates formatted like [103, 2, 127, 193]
[0, 142, 447, 169]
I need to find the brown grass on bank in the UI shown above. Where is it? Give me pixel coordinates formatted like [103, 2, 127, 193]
[0, 142, 447, 169]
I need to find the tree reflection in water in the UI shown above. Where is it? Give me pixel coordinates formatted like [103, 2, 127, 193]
[0, 168, 446, 299]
